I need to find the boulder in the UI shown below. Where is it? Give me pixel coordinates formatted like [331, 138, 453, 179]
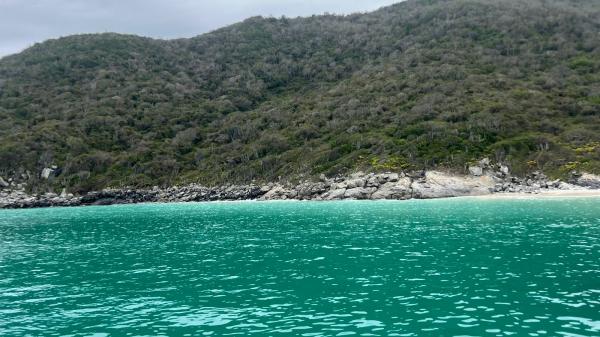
[479, 158, 491, 167]
[0, 176, 8, 188]
[575, 173, 600, 189]
[558, 182, 582, 190]
[41, 168, 54, 179]
[468, 166, 483, 176]
[344, 187, 376, 199]
[500, 165, 509, 175]
[370, 178, 413, 200]
[385, 173, 400, 182]
[344, 178, 366, 189]
[548, 180, 561, 188]
[295, 182, 327, 199]
[366, 176, 381, 188]
[325, 188, 347, 200]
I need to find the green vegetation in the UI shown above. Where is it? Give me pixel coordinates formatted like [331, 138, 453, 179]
[0, 0, 599, 192]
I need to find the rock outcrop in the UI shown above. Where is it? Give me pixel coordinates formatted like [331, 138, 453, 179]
[0, 176, 9, 188]
[371, 177, 413, 200]
[41, 167, 58, 179]
[412, 171, 495, 198]
[1, 164, 599, 209]
[573, 172, 600, 189]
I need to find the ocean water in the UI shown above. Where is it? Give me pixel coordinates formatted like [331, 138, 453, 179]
[0, 198, 599, 337]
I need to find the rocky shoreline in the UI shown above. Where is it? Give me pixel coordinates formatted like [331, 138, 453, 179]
[2, 160, 599, 209]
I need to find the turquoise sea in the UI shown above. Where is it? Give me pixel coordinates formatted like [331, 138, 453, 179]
[1, 198, 599, 336]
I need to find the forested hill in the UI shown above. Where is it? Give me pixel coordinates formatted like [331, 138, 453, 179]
[0, 0, 599, 193]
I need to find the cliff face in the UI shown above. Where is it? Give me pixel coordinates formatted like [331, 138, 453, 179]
[0, 0, 599, 193]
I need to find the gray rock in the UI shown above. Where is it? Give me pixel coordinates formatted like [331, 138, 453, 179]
[575, 173, 600, 189]
[296, 182, 327, 199]
[2, 166, 593, 209]
[349, 171, 366, 179]
[468, 166, 483, 176]
[41, 168, 54, 179]
[325, 188, 347, 200]
[371, 178, 412, 200]
[344, 187, 376, 199]
[412, 171, 494, 198]
[0, 176, 8, 188]
[365, 176, 381, 188]
[479, 158, 491, 167]
[549, 180, 561, 188]
[344, 178, 366, 189]
[385, 173, 400, 182]
[558, 182, 579, 190]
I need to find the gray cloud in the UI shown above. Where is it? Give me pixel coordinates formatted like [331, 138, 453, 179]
[0, 0, 401, 57]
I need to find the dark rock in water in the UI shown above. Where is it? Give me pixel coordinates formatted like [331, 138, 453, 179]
[79, 189, 159, 205]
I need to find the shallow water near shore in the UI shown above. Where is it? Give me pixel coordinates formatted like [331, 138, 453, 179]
[1, 198, 599, 336]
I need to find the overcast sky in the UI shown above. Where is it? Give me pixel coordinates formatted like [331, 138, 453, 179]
[0, 0, 401, 57]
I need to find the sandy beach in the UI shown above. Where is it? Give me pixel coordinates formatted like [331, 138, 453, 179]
[474, 189, 600, 200]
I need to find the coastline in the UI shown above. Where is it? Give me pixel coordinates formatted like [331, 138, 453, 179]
[471, 189, 600, 200]
[2, 189, 600, 211]
[2, 166, 600, 209]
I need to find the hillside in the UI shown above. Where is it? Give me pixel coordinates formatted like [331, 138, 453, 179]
[0, 0, 599, 193]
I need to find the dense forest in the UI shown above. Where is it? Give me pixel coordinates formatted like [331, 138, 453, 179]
[0, 0, 599, 193]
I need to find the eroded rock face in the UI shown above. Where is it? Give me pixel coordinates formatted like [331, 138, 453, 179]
[412, 171, 495, 198]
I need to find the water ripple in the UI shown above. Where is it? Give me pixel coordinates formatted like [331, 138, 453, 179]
[0, 198, 599, 336]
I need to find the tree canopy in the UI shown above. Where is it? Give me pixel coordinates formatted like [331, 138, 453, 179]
[0, 0, 599, 192]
